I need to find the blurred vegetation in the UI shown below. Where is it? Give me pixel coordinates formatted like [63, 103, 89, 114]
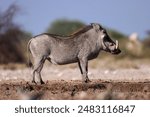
[107, 29, 126, 40]
[46, 19, 85, 36]
[0, 4, 31, 64]
[142, 30, 150, 47]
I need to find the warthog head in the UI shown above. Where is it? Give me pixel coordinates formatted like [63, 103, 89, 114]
[92, 23, 121, 54]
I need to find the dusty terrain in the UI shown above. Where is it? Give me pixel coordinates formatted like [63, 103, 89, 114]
[0, 58, 150, 100]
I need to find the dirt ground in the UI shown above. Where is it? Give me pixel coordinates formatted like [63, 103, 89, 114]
[0, 79, 150, 100]
[0, 58, 150, 100]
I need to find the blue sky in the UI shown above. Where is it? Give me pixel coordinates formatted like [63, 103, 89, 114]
[1, 0, 150, 39]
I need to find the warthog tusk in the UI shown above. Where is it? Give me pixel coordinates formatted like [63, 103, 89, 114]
[116, 40, 118, 49]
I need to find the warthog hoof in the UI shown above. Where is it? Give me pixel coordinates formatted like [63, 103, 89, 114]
[84, 79, 91, 83]
[32, 80, 37, 84]
[40, 80, 45, 85]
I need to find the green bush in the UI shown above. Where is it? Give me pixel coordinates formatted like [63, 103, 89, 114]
[46, 19, 85, 36]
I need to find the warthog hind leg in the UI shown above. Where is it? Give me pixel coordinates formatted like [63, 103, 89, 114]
[32, 56, 46, 84]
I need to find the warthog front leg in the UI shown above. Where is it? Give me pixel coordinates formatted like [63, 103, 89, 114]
[78, 58, 90, 83]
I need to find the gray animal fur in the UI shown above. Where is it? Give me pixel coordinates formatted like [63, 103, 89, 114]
[27, 23, 121, 84]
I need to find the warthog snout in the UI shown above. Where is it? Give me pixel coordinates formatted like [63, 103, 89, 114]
[112, 40, 121, 54]
[112, 48, 121, 54]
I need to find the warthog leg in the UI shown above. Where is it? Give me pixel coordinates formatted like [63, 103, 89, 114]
[32, 56, 46, 84]
[78, 58, 90, 83]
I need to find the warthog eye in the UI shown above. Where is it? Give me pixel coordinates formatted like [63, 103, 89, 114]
[109, 43, 114, 46]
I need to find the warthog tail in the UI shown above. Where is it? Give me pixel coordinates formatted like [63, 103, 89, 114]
[27, 39, 33, 67]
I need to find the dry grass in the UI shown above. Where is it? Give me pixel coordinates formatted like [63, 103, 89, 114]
[0, 58, 142, 70]
[89, 57, 142, 69]
[0, 63, 26, 70]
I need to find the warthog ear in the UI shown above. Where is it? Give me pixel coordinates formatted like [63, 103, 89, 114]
[91, 23, 100, 32]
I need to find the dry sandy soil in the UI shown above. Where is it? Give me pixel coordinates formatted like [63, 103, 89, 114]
[0, 58, 150, 100]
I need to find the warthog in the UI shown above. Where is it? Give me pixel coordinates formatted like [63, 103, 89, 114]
[27, 23, 121, 84]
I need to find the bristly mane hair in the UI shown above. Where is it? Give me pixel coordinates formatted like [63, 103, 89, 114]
[70, 25, 93, 37]
[33, 24, 93, 39]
